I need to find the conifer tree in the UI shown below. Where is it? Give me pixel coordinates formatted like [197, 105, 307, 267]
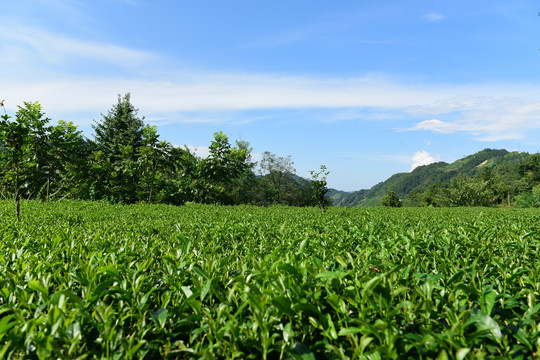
[93, 93, 144, 163]
[91, 94, 145, 203]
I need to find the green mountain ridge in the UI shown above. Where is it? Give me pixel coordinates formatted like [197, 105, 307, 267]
[329, 149, 537, 207]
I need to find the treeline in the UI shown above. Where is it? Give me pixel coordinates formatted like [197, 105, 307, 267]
[0, 95, 329, 216]
[331, 148, 540, 208]
[404, 158, 540, 207]
[387, 150, 539, 208]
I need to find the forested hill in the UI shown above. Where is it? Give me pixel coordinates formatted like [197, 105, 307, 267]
[329, 149, 540, 207]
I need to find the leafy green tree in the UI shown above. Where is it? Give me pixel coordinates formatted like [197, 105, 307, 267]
[39, 121, 88, 200]
[381, 187, 402, 207]
[515, 185, 540, 208]
[228, 140, 257, 204]
[310, 165, 332, 213]
[196, 132, 254, 204]
[434, 175, 496, 207]
[137, 125, 173, 203]
[518, 153, 540, 183]
[164, 146, 199, 204]
[258, 151, 296, 204]
[0, 101, 51, 220]
[86, 149, 111, 200]
[194, 132, 231, 203]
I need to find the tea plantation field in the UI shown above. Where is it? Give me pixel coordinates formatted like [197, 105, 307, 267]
[0, 200, 539, 359]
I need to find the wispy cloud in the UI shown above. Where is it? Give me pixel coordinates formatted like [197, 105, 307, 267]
[424, 12, 445, 22]
[1, 24, 539, 143]
[410, 119, 456, 134]
[3, 72, 540, 142]
[407, 98, 540, 141]
[0, 24, 157, 68]
[1, 73, 437, 114]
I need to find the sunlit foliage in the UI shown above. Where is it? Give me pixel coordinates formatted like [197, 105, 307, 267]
[0, 201, 538, 358]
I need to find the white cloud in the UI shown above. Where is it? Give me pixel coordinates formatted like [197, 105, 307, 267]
[410, 119, 456, 134]
[0, 74, 491, 113]
[407, 97, 540, 141]
[410, 151, 440, 171]
[424, 13, 445, 22]
[185, 145, 211, 159]
[184, 145, 262, 164]
[2, 74, 540, 144]
[0, 74, 439, 118]
[0, 25, 157, 68]
[1, 25, 540, 143]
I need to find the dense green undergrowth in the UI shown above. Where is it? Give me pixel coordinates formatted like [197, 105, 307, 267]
[0, 201, 539, 359]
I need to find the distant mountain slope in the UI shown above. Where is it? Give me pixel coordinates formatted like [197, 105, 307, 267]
[331, 149, 531, 207]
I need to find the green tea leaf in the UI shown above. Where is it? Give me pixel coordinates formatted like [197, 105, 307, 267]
[272, 295, 292, 315]
[456, 348, 470, 360]
[316, 271, 347, 280]
[481, 285, 497, 316]
[338, 327, 362, 336]
[200, 279, 212, 301]
[0, 315, 16, 336]
[513, 328, 532, 350]
[470, 312, 502, 343]
[283, 322, 293, 343]
[181, 286, 193, 298]
[91, 280, 114, 301]
[151, 309, 168, 329]
[290, 343, 316, 360]
[100, 264, 120, 278]
[28, 280, 48, 297]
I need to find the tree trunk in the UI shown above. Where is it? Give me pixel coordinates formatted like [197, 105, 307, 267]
[15, 191, 20, 222]
[15, 171, 20, 222]
[148, 183, 153, 203]
[46, 172, 50, 202]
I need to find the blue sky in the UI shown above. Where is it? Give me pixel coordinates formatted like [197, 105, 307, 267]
[1, 0, 540, 191]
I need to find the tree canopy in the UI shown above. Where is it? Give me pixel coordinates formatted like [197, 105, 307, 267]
[93, 93, 144, 163]
[0, 96, 331, 219]
[2, 95, 539, 219]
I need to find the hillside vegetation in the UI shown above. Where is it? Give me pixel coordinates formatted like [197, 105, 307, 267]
[331, 149, 540, 208]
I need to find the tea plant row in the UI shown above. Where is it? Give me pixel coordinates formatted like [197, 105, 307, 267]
[0, 201, 538, 359]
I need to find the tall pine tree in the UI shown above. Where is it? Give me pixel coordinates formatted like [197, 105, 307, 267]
[93, 93, 144, 163]
[91, 93, 145, 203]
